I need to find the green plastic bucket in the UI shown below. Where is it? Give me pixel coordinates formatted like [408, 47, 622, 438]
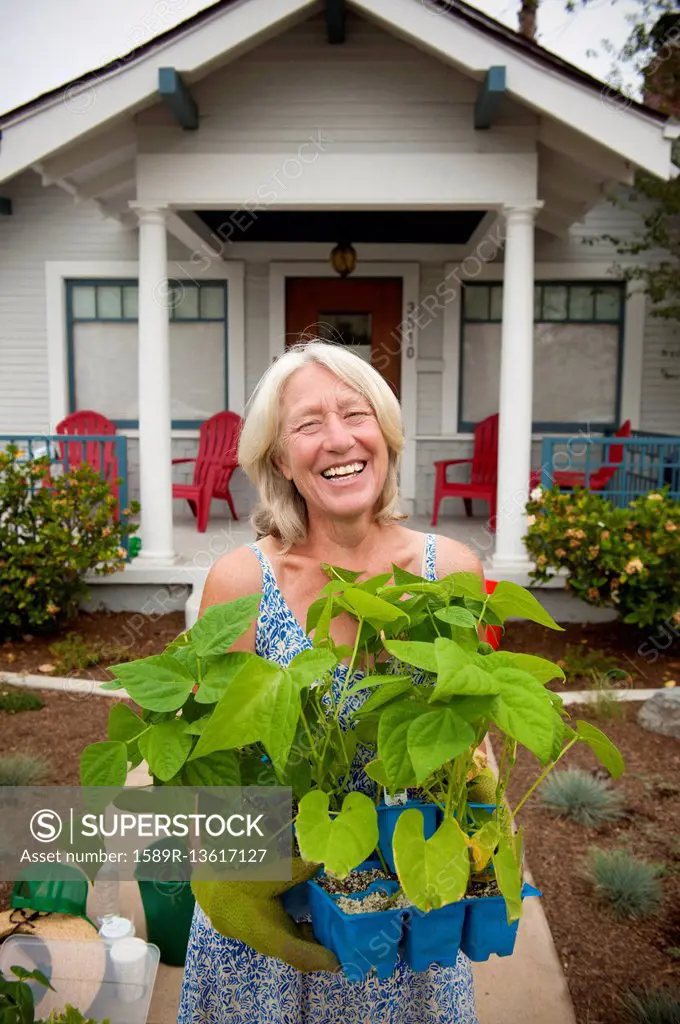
[11, 863, 90, 919]
[134, 839, 195, 967]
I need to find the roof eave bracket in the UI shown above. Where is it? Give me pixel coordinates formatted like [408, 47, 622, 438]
[158, 67, 199, 130]
[474, 66, 506, 130]
[326, 0, 345, 44]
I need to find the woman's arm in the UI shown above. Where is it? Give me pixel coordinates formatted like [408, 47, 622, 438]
[198, 546, 264, 652]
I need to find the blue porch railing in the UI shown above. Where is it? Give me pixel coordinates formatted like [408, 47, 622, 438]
[539, 432, 680, 506]
[0, 433, 131, 550]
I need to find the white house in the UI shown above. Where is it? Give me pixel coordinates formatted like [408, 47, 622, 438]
[0, 0, 678, 590]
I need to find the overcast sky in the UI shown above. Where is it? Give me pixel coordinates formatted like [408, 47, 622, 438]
[0, 0, 642, 116]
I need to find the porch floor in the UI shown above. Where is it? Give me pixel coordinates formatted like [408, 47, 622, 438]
[171, 513, 494, 568]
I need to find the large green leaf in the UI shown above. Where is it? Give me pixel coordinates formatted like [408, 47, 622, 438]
[393, 812, 470, 910]
[483, 650, 565, 685]
[183, 750, 241, 787]
[407, 708, 475, 783]
[80, 741, 128, 787]
[575, 720, 625, 778]
[383, 639, 438, 674]
[491, 669, 555, 763]
[109, 654, 195, 711]
[487, 581, 563, 630]
[434, 606, 478, 631]
[190, 593, 262, 657]
[138, 719, 193, 782]
[190, 659, 301, 776]
[321, 564, 362, 583]
[493, 831, 523, 923]
[449, 694, 500, 724]
[295, 791, 378, 877]
[287, 648, 337, 690]
[378, 703, 423, 790]
[189, 659, 281, 759]
[351, 680, 415, 717]
[450, 572, 485, 601]
[432, 638, 499, 700]
[195, 652, 256, 704]
[340, 588, 409, 629]
[364, 758, 391, 787]
[107, 703, 145, 743]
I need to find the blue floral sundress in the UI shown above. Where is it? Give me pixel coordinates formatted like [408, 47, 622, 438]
[177, 534, 479, 1024]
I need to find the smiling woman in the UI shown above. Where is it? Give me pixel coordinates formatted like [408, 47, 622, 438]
[178, 340, 484, 1024]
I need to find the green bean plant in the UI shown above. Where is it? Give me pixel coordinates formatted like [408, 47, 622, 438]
[80, 566, 625, 924]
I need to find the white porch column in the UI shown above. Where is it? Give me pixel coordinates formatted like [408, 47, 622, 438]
[135, 205, 175, 564]
[490, 202, 541, 581]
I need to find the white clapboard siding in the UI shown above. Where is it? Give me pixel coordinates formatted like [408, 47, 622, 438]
[0, 171, 190, 434]
[137, 11, 537, 157]
[640, 316, 680, 434]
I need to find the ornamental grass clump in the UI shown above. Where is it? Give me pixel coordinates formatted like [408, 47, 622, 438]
[0, 753, 51, 786]
[538, 768, 625, 827]
[525, 486, 680, 630]
[0, 444, 139, 634]
[620, 986, 680, 1024]
[0, 688, 44, 714]
[584, 847, 663, 919]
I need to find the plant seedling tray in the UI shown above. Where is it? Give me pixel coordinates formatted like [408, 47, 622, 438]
[307, 873, 407, 982]
[377, 800, 438, 872]
[461, 882, 542, 961]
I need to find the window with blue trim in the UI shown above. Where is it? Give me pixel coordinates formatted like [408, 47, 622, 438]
[459, 281, 624, 432]
[67, 280, 228, 428]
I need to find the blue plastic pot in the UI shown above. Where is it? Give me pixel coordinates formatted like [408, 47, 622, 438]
[461, 882, 542, 962]
[377, 800, 438, 872]
[402, 899, 466, 973]
[307, 875, 407, 982]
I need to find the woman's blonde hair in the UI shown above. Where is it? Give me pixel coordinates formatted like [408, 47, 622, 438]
[238, 341, 406, 548]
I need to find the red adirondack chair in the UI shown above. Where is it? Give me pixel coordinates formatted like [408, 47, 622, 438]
[484, 578, 501, 651]
[529, 420, 631, 491]
[432, 413, 499, 531]
[56, 410, 121, 512]
[172, 411, 243, 532]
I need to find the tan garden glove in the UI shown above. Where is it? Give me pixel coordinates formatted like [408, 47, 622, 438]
[191, 859, 339, 974]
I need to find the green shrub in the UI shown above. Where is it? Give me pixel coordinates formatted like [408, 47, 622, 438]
[0, 688, 45, 713]
[0, 752, 51, 785]
[539, 769, 625, 826]
[586, 679, 626, 722]
[525, 487, 680, 629]
[584, 847, 663, 919]
[559, 644, 631, 685]
[620, 987, 680, 1024]
[0, 445, 139, 634]
[50, 633, 100, 674]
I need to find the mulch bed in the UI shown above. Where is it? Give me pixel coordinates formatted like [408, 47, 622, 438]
[503, 619, 680, 691]
[0, 611, 185, 681]
[505, 702, 680, 1024]
[0, 688, 134, 913]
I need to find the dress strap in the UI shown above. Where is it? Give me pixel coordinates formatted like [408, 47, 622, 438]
[422, 533, 438, 581]
[247, 541, 277, 589]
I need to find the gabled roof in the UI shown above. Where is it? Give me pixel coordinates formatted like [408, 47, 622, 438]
[0, 0, 673, 188]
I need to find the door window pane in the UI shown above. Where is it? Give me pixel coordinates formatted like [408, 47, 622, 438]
[318, 312, 372, 361]
[72, 286, 96, 319]
[98, 286, 123, 319]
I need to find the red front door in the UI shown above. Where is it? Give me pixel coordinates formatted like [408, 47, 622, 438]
[285, 278, 403, 398]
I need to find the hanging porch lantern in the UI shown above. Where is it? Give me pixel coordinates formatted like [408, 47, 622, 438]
[330, 241, 357, 278]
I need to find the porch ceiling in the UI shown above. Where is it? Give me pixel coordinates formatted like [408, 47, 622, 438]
[196, 209, 487, 244]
